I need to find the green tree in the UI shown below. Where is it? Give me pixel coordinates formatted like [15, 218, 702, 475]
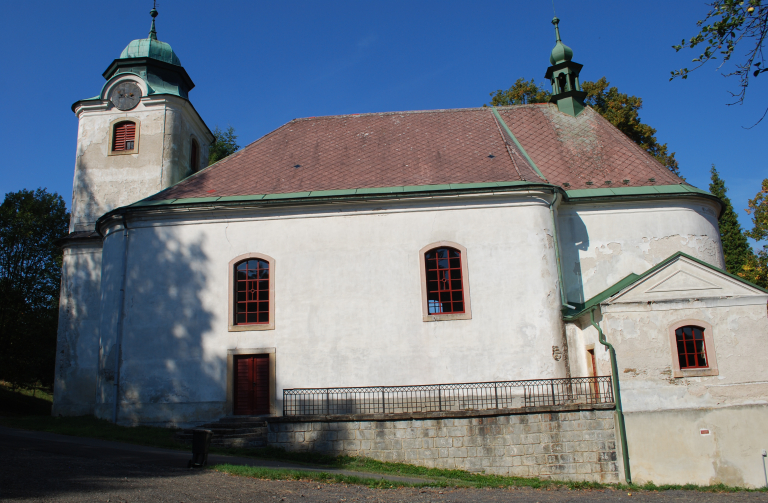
[0, 189, 69, 390]
[208, 126, 240, 166]
[741, 178, 768, 288]
[709, 165, 755, 274]
[488, 78, 552, 106]
[487, 77, 680, 176]
[671, 1, 767, 122]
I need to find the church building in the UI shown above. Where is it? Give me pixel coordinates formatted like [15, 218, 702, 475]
[54, 7, 768, 487]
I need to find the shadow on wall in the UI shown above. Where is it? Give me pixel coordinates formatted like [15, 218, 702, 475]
[100, 222, 222, 428]
[54, 167, 103, 416]
[559, 212, 589, 305]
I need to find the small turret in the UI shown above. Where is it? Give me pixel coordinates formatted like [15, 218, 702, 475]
[544, 17, 587, 117]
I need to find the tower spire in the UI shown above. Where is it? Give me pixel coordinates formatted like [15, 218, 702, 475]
[544, 17, 587, 117]
[148, 1, 158, 40]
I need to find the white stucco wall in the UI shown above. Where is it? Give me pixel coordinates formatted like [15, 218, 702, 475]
[557, 199, 723, 303]
[52, 241, 102, 416]
[70, 93, 211, 232]
[93, 192, 568, 425]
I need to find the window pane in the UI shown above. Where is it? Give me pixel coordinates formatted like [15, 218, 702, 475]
[236, 313, 246, 324]
[452, 291, 463, 302]
[679, 354, 687, 369]
[236, 302, 247, 313]
[450, 269, 462, 280]
[237, 291, 245, 302]
[247, 312, 258, 324]
[258, 280, 269, 291]
[440, 292, 451, 302]
[258, 312, 269, 323]
[453, 301, 464, 313]
[449, 257, 461, 268]
[427, 280, 438, 293]
[258, 301, 269, 313]
[683, 326, 692, 337]
[428, 299, 442, 314]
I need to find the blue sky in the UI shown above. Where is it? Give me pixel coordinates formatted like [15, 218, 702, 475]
[0, 0, 765, 244]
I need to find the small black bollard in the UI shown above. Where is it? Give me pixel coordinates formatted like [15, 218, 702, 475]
[188, 429, 213, 468]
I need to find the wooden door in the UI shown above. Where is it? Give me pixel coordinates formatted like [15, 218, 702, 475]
[234, 355, 270, 415]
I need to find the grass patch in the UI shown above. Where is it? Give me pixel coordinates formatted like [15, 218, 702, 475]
[214, 463, 433, 489]
[0, 381, 53, 417]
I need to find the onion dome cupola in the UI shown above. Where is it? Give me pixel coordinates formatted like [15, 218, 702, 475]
[544, 17, 587, 117]
[101, 5, 195, 99]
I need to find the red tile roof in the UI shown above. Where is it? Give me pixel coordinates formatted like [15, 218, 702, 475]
[149, 104, 684, 201]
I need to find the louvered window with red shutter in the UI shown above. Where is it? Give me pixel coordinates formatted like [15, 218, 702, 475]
[112, 121, 136, 152]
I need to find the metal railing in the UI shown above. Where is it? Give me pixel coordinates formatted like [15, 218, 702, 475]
[282, 376, 613, 416]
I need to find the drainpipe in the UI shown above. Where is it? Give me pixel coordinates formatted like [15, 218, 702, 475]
[548, 191, 572, 309]
[590, 307, 631, 484]
[112, 215, 130, 424]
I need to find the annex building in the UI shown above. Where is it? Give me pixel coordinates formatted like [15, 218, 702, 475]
[54, 7, 768, 487]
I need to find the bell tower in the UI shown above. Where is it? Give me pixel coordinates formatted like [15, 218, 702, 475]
[544, 17, 587, 117]
[69, 5, 213, 232]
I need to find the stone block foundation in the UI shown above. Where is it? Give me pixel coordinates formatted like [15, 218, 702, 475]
[266, 407, 619, 483]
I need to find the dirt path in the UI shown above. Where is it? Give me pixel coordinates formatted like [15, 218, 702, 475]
[1, 427, 767, 502]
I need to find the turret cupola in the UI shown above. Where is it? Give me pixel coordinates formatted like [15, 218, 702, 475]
[544, 17, 587, 117]
[101, 5, 193, 99]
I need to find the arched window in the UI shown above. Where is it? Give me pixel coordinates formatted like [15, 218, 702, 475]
[675, 325, 708, 369]
[425, 247, 464, 314]
[229, 253, 275, 331]
[668, 320, 718, 377]
[419, 242, 471, 322]
[190, 138, 199, 173]
[112, 121, 136, 152]
[235, 259, 270, 325]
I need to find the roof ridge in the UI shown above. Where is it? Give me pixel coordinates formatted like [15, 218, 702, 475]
[291, 106, 506, 121]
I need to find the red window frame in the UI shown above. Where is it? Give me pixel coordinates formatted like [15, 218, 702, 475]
[424, 247, 465, 315]
[112, 121, 136, 151]
[675, 325, 708, 369]
[234, 259, 270, 325]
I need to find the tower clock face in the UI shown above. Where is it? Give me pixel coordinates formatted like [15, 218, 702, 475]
[110, 82, 142, 111]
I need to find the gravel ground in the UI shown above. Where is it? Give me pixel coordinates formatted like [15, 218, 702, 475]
[1, 427, 767, 502]
[3, 448, 768, 503]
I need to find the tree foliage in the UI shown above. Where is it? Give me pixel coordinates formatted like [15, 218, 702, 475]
[208, 126, 240, 166]
[709, 165, 755, 274]
[0, 189, 69, 390]
[671, 0, 768, 122]
[740, 178, 768, 289]
[487, 77, 680, 176]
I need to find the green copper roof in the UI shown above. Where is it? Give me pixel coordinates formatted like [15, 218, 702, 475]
[118, 5, 180, 66]
[549, 17, 574, 65]
[119, 38, 181, 66]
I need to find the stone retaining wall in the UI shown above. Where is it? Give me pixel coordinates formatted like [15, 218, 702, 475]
[267, 408, 619, 482]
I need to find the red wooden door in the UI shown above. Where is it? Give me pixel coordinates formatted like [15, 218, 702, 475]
[234, 355, 270, 415]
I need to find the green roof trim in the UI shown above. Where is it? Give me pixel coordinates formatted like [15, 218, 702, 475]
[308, 189, 358, 197]
[563, 251, 768, 321]
[403, 184, 452, 192]
[490, 108, 547, 181]
[217, 195, 265, 202]
[263, 191, 312, 200]
[171, 197, 220, 204]
[355, 186, 405, 195]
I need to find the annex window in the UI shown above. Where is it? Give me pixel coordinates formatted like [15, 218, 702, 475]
[112, 121, 136, 152]
[675, 326, 708, 369]
[419, 242, 472, 322]
[228, 253, 275, 331]
[190, 138, 200, 173]
[668, 320, 718, 377]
